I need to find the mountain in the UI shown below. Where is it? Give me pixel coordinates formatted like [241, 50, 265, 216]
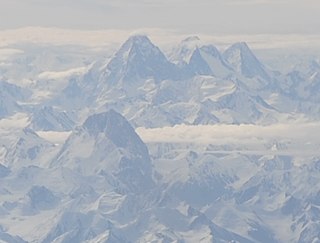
[50, 74, 98, 112]
[268, 62, 320, 118]
[212, 86, 276, 123]
[79, 37, 280, 128]
[170, 37, 232, 77]
[169, 36, 201, 66]
[223, 42, 270, 81]
[0, 81, 29, 118]
[0, 81, 31, 101]
[200, 45, 233, 76]
[30, 106, 75, 131]
[103, 35, 178, 84]
[188, 47, 213, 76]
[4, 127, 54, 169]
[52, 109, 155, 193]
[1, 34, 320, 242]
[188, 45, 232, 77]
[48, 37, 281, 128]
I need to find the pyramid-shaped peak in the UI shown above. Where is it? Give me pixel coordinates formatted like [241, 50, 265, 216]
[118, 34, 159, 55]
[54, 109, 154, 193]
[223, 41, 269, 80]
[119, 35, 161, 54]
[83, 109, 124, 135]
[106, 34, 176, 82]
[232, 41, 249, 48]
[200, 44, 221, 57]
[126, 34, 153, 45]
[227, 42, 253, 55]
[83, 109, 144, 150]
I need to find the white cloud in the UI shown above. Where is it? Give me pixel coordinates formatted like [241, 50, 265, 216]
[38, 66, 89, 80]
[136, 123, 320, 156]
[137, 123, 320, 143]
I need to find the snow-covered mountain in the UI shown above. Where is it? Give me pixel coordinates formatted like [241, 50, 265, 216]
[37, 35, 320, 126]
[104, 35, 179, 84]
[223, 42, 270, 81]
[52, 110, 154, 193]
[170, 36, 232, 77]
[0, 81, 31, 118]
[194, 45, 232, 77]
[4, 127, 55, 169]
[73, 36, 280, 127]
[169, 36, 202, 66]
[30, 106, 75, 131]
[0, 34, 320, 242]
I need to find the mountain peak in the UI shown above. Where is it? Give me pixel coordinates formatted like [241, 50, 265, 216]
[169, 36, 202, 65]
[105, 35, 177, 83]
[182, 36, 201, 43]
[118, 34, 159, 58]
[200, 45, 221, 58]
[186, 44, 232, 77]
[223, 42, 269, 80]
[83, 109, 124, 135]
[123, 35, 156, 52]
[188, 47, 212, 75]
[54, 109, 154, 193]
[126, 34, 152, 45]
[83, 109, 146, 151]
[232, 41, 250, 49]
[224, 42, 255, 60]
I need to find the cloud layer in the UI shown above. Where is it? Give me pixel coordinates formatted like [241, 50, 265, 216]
[136, 123, 320, 156]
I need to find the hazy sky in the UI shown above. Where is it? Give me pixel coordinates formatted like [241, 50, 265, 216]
[0, 0, 319, 34]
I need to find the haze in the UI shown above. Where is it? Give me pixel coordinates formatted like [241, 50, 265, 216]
[0, 0, 319, 34]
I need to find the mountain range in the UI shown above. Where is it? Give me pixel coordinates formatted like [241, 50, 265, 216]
[0, 35, 320, 242]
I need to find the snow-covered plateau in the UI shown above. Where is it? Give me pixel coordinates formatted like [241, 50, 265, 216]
[0, 34, 320, 242]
